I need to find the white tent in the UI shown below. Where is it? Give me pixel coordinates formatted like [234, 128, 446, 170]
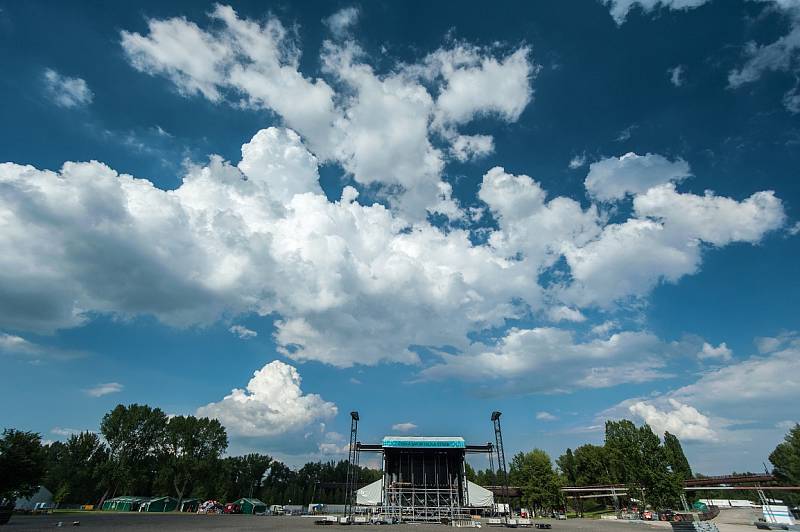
[466, 481, 494, 508]
[354, 479, 493, 508]
[356, 479, 383, 505]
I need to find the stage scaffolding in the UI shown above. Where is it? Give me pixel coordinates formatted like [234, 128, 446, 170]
[354, 436, 495, 523]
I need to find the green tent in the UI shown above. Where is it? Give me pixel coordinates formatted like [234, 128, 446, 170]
[142, 497, 178, 512]
[233, 498, 267, 515]
[101, 496, 149, 511]
[179, 498, 201, 512]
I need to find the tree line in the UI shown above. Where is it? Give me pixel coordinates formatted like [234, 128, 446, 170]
[0, 403, 380, 510]
[2, 405, 799, 515]
[466, 420, 800, 515]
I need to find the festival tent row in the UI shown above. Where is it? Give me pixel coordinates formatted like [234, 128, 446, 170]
[101, 496, 267, 514]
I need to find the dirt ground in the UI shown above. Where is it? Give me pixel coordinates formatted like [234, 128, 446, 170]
[2, 514, 742, 532]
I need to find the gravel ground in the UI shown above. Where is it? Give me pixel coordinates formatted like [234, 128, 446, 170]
[0, 514, 686, 532]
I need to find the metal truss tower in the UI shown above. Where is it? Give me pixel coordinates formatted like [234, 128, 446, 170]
[344, 411, 360, 520]
[492, 411, 510, 522]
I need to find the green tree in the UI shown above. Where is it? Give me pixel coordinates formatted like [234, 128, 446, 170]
[158, 415, 227, 510]
[605, 419, 640, 484]
[605, 420, 681, 510]
[663, 432, 692, 479]
[572, 444, 611, 486]
[0, 429, 46, 502]
[556, 449, 577, 485]
[44, 432, 108, 505]
[509, 449, 561, 516]
[636, 424, 682, 510]
[465, 462, 477, 482]
[99, 404, 168, 501]
[769, 423, 800, 505]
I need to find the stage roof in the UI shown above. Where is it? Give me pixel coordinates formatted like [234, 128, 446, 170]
[381, 436, 465, 449]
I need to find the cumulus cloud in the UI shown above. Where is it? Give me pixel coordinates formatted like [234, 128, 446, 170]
[84, 382, 124, 397]
[0, 140, 785, 370]
[697, 341, 732, 361]
[670, 338, 800, 419]
[229, 324, 257, 339]
[628, 398, 717, 441]
[562, 180, 784, 307]
[605, 0, 710, 24]
[536, 411, 557, 421]
[584, 152, 691, 201]
[42, 68, 93, 108]
[197, 360, 337, 437]
[391, 422, 418, 432]
[121, 6, 535, 219]
[426, 46, 534, 128]
[421, 328, 679, 394]
[607, 334, 800, 462]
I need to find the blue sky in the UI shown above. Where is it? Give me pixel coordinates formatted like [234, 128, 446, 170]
[1, 0, 799, 474]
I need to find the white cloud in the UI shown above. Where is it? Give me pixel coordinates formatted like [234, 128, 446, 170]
[0, 139, 784, 370]
[536, 411, 557, 421]
[84, 382, 124, 397]
[421, 327, 679, 394]
[568, 153, 587, 169]
[197, 360, 337, 437]
[604, 335, 800, 471]
[323, 7, 359, 37]
[755, 332, 796, 354]
[391, 422, 418, 432]
[671, 339, 800, 418]
[546, 306, 586, 323]
[584, 152, 691, 201]
[591, 320, 618, 337]
[697, 341, 732, 361]
[605, 0, 710, 24]
[789, 221, 800, 235]
[229, 324, 257, 339]
[427, 46, 534, 128]
[777, 420, 798, 430]
[450, 134, 494, 162]
[727, 2, 800, 113]
[628, 398, 717, 441]
[668, 65, 685, 87]
[42, 68, 93, 108]
[121, 7, 535, 220]
[0, 333, 85, 362]
[562, 181, 785, 307]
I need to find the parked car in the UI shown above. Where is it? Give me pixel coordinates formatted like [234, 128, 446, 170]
[223, 503, 242, 514]
[659, 510, 683, 522]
